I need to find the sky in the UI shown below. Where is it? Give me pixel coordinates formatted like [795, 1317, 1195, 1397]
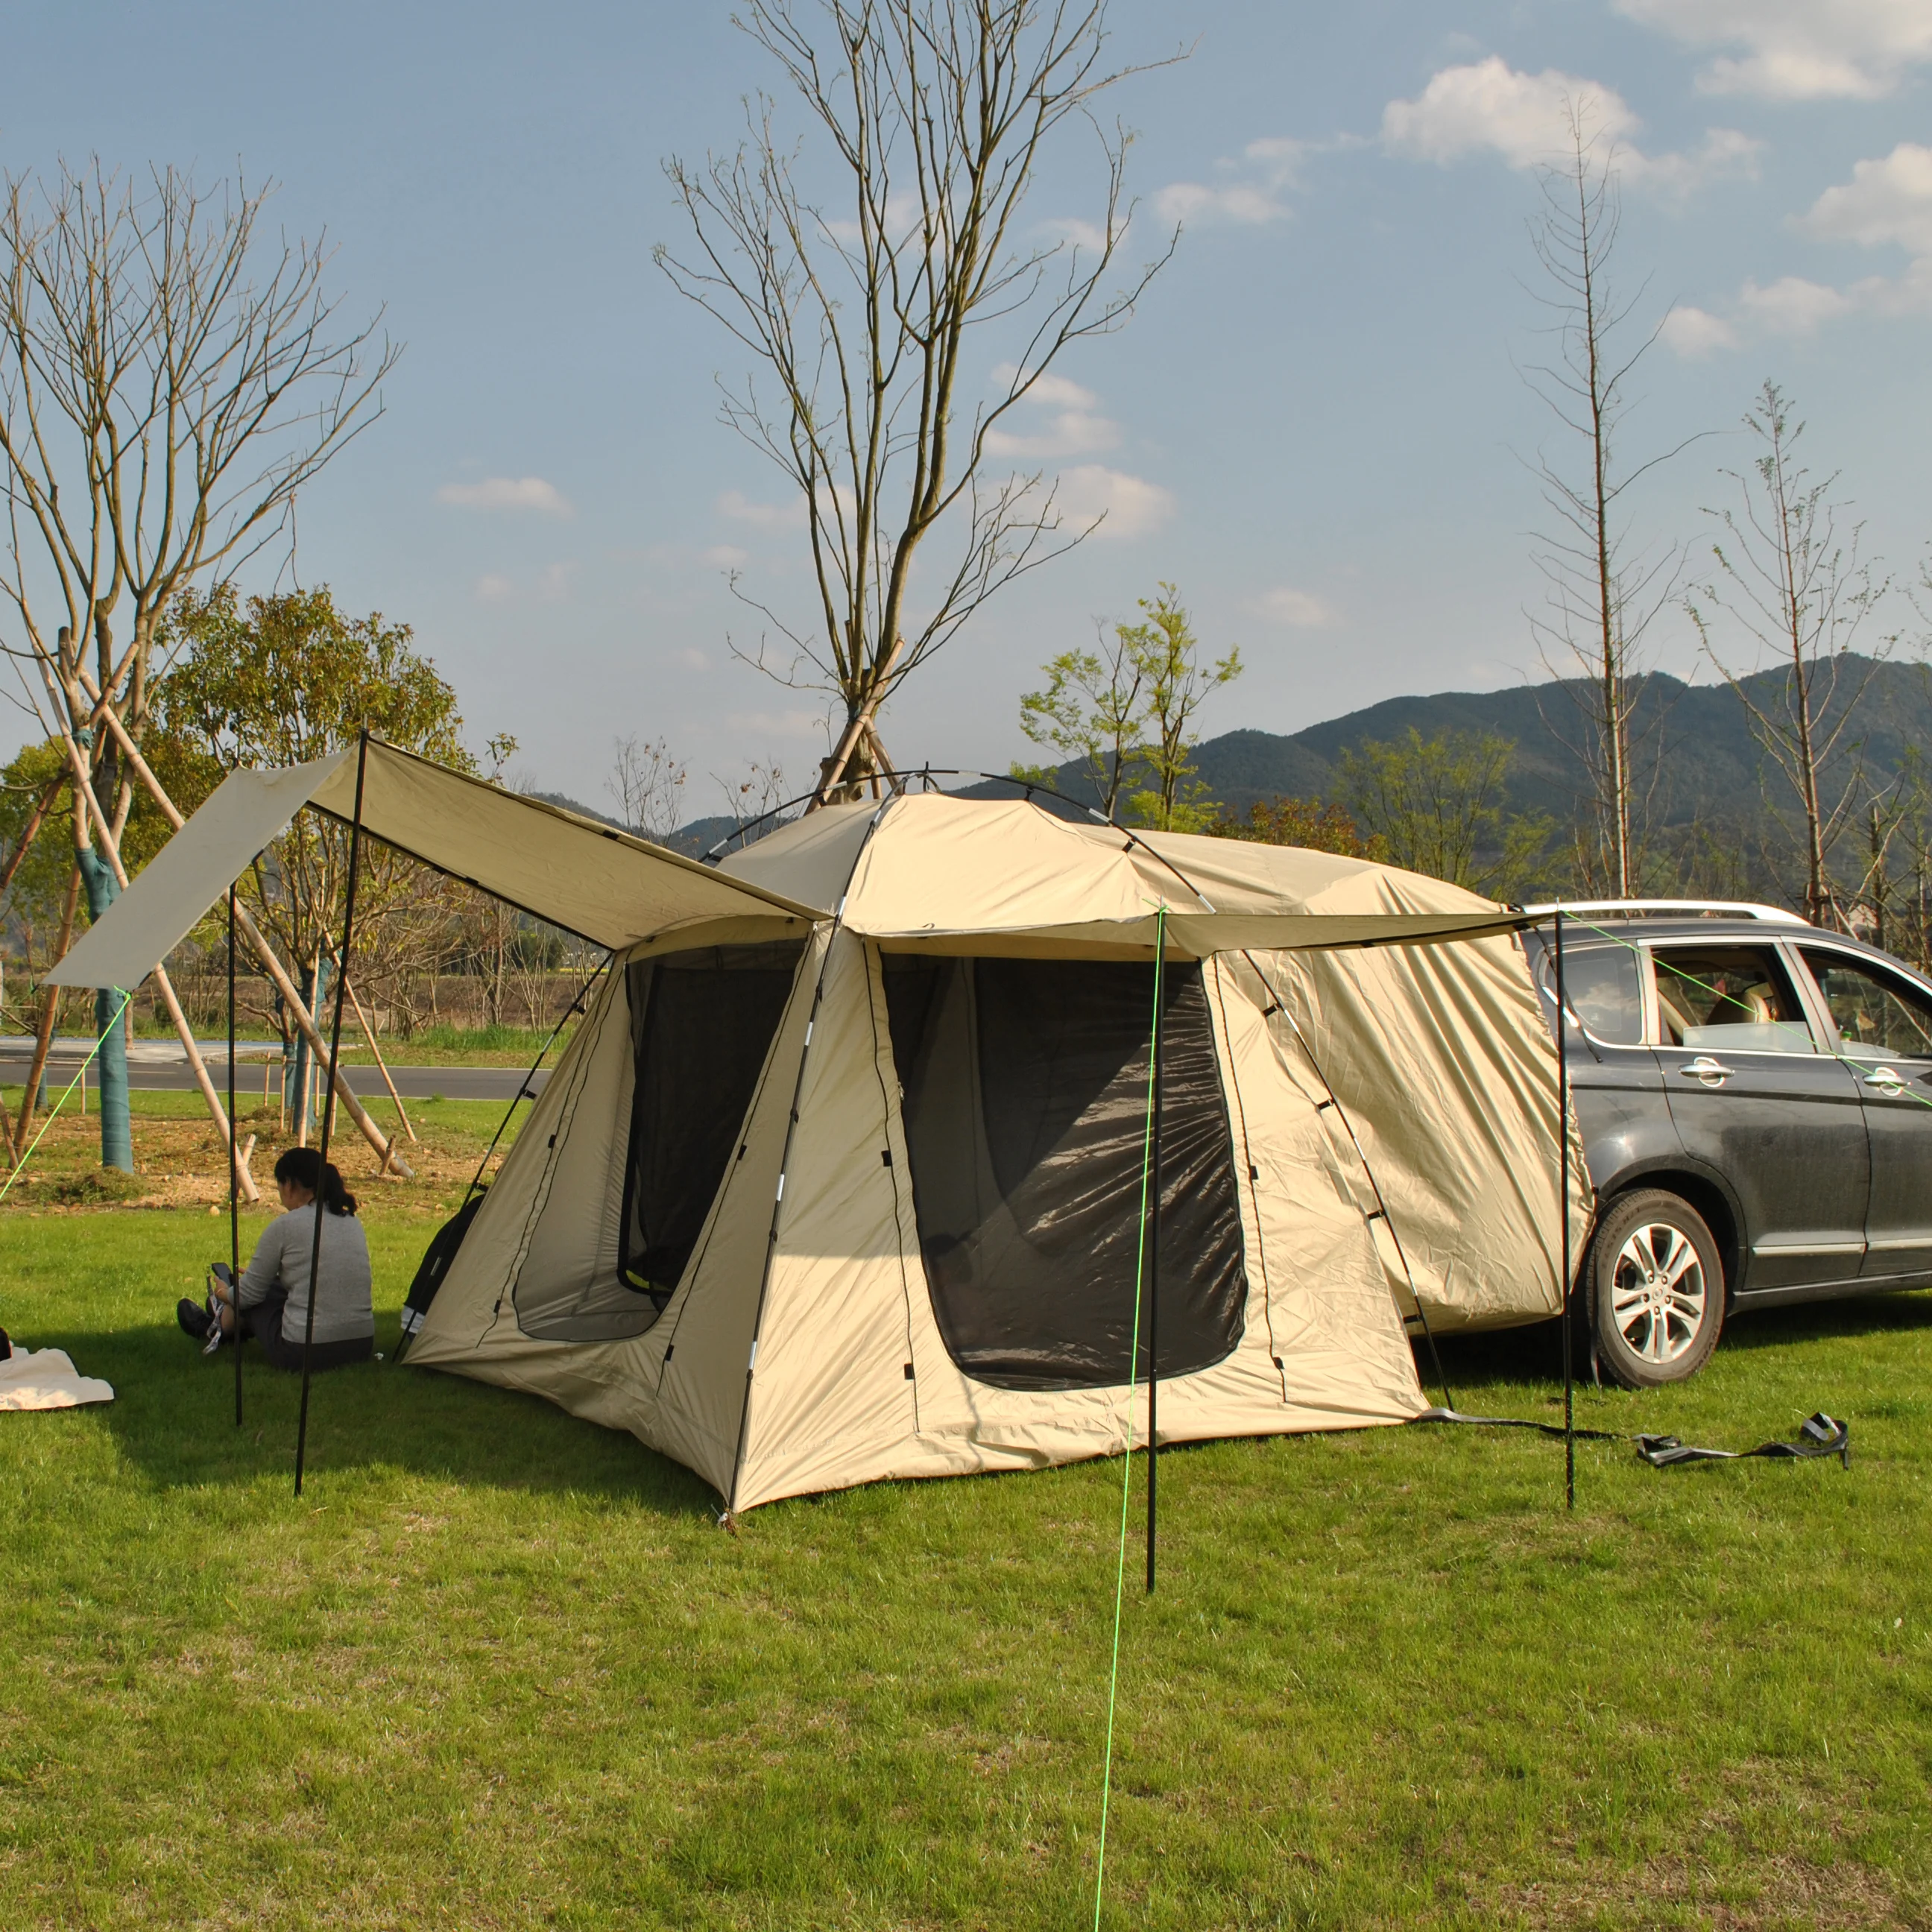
[4, 0, 1929, 812]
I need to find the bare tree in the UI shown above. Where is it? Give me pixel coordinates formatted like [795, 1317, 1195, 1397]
[1522, 108, 1695, 897]
[1688, 382, 1889, 930]
[0, 160, 395, 1170]
[657, 0, 1175, 806]
[607, 734, 689, 842]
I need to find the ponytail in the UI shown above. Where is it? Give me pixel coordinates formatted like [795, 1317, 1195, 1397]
[273, 1146, 358, 1216]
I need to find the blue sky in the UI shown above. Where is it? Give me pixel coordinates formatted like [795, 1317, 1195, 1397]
[5, 1, 1929, 808]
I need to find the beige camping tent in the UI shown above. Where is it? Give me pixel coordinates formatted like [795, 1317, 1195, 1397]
[48, 743, 1582, 1515]
[400, 789, 1581, 1514]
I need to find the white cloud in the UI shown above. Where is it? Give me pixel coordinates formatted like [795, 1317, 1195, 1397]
[1666, 143, 1932, 350]
[678, 648, 708, 670]
[1383, 59, 1639, 169]
[1248, 586, 1336, 628]
[1659, 304, 1741, 356]
[700, 543, 751, 568]
[438, 475, 573, 516]
[1739, 274, 1856, 332]
[1155, 136, 1312, 227]
[475, 573, 515, 602]
[983, 365, 1121, 459]
[1054, 465, 1175, 540]
[1793, 142, 1932, 254]
[716, 488, 807, 528]
[1380, 58, 1758, 192]
[537, 561, 578, 602]
[1614, 0, 1932, 101]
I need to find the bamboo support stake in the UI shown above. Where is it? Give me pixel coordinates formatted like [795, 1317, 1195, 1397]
[329, 950, 415, 1144]
[78, 694, 413, 1178]
[13, 864, 80, 1161]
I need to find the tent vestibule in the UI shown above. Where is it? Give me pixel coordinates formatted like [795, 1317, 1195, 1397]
[404, 792, 1582, 1513]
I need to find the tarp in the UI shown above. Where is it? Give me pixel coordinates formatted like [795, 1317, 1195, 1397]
[47, 741, 821, 989]
[0, 1347, 114, 1412]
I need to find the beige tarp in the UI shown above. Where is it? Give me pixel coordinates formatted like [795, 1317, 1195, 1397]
[49, 740, 818, 990]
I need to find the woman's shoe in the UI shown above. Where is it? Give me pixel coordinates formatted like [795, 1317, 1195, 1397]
[177, 1297, 212, 1341]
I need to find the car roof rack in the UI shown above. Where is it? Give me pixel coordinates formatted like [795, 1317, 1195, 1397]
[1520, 897, 1810, 926]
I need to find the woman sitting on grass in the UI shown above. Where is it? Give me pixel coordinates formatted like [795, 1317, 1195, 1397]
[177, 1148, 375, 1371]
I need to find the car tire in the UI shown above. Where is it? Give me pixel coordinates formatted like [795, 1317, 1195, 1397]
[1585, 1189, 1725, 1389]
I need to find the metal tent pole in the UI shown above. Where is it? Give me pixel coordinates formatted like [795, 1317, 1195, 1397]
[1556, 908, 1574, 1511]
[230, 886, 242, 1427]
[294, 731, 368, 1498]
[1146, 922, 1165, 1595]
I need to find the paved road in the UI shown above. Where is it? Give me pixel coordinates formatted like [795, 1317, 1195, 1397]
[0, 1039, 549, 1103]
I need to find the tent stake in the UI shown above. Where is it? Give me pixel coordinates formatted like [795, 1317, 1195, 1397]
[230, 886, 243, 1427]
[294, 731, 368, 1498]
[1146, 925, 1164, 1596]
[1556, 909, 1573, 1511]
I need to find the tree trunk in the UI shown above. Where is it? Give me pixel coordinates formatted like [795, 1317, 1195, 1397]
[74, 846, 133, 1171]
[13, 865, 80, 1160]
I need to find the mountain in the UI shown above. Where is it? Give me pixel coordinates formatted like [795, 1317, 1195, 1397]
[965, 657, 1931, 835]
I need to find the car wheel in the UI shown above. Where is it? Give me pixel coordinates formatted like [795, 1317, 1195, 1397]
[1586, 1190, 1725, 1389]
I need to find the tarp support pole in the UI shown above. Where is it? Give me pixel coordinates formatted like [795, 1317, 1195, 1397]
[1146, 916, 1164, 1597]
[230, 886, 243, 1427]
[294, 731, 368, 1498]
[1557, 909, 1574, 1511]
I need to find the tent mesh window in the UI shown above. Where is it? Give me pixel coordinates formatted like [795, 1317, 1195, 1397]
[620, 941, 806, 1306]
[883, 954, 1248, 1390]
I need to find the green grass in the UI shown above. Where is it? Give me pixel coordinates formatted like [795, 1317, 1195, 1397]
[1, 1206, 1929, 1929]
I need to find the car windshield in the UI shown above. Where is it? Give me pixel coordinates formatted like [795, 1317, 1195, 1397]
[1650, 945, 1813, 1054]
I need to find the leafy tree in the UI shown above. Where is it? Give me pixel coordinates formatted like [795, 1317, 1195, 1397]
[1120, 586, 1241, 833]
[1011, 627, 1147, 821]
[1339, 727, 1551, 899]
[1210, 796, 1385, 859]
[156, 586, 478, 1078]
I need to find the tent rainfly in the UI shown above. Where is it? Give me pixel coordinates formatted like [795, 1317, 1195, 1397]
[54, 741, 1585, 1515]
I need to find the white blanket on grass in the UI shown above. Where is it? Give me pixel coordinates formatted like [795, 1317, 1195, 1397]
[0, 1347, 114, 1411]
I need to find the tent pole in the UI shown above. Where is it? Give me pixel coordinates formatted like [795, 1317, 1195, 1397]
[1146, 918, 1164, 1596]
[294, 731, 368, 1499]
[1556, 909, 1573, 1511]
[230, 886, 243, 1427]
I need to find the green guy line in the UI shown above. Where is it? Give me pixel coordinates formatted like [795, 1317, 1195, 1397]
[1093, 905, 1164, 1931]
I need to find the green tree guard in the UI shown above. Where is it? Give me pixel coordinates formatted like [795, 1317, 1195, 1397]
[74, 847, 132, 1172]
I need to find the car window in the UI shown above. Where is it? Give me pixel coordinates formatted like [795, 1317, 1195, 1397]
[1649, 944, 1814, 1054]
[1538, 942, 1644, 1045]
[1798, 949, 1932, 1064]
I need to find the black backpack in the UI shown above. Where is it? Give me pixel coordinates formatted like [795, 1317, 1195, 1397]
[400, 1188, 487, 1341]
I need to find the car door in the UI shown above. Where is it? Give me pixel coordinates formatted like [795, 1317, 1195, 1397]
[1647, 939, 1869, 1291]
[1793, 945, 1932, 1281]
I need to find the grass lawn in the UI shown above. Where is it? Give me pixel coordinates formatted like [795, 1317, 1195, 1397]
[1, 1190, 1929, 1928]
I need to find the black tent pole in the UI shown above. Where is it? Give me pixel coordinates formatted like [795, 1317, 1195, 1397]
[1146, 919, 1164, 1596]
[1556, 908, 1573, 1511]
[230, 884, 242, 1427]
[294, 730, 367, 1498]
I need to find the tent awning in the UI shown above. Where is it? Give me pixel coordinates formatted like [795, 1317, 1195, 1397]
[45, 741, 822, 990]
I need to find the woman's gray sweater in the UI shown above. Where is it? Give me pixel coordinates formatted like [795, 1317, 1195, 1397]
[237, 1205, 375, 1344]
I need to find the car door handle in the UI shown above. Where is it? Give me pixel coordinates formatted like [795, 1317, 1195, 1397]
[1679, 1056, 1731, 1085]
[1863, 1067, 1907, 1092]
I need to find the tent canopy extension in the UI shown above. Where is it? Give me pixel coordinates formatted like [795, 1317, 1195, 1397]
[57, 746, 1584, 1513]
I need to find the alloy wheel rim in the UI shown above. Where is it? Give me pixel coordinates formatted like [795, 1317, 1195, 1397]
[1609, 1222, 1707, 1364]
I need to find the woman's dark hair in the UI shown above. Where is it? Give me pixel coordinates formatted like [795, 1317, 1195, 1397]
[274, 1146, 357, 1216]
